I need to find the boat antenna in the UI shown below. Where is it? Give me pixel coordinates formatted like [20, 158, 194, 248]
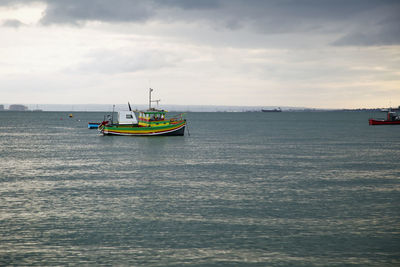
[112, 104, 115, 124]
[149, 88, 153, 110]
[149, 88, 161, 110]
[153, 99, 161, 109]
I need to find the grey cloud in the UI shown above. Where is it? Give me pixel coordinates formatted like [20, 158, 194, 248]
[2, 19, 24, 28]
[1, 0, 393, 25]
[333, 29, 400, 46]
[157, 0, 222, 10]
[40, 0, 155, 25]
[332, 9, 400, 46]
[74, 49, 180, 74]
[1, 0, 399, 46]
[38, 0, 223, 25]
[0, 0, 37, 5]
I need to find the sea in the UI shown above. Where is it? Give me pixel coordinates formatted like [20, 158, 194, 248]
[0, 111, 399, 266]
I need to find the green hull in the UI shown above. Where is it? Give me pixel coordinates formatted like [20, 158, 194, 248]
[101, 120, 186, 136]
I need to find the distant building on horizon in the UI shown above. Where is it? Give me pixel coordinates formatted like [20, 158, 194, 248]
[9, 104, 28, 111]
[0, 104, 4, 111]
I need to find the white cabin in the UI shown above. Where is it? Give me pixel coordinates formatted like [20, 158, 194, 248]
[118, 111, 138, 125]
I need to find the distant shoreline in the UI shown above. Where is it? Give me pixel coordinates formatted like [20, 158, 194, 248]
[0, 104, 389, 113]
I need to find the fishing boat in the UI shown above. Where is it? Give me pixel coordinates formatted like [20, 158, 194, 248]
[99, 88, 186, 136]
[369, 107, 400, 125]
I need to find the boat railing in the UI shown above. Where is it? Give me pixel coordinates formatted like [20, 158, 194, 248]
[169, 113, 185, 122]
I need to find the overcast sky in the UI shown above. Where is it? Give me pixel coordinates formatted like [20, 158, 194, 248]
[0, 0, 399, 108]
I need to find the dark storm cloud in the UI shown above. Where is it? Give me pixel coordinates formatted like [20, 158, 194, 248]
[1, 0, 399, 46]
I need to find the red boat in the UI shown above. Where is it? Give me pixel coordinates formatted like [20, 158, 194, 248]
[369, 108, 400, 125]
[369, 119, 400, 125]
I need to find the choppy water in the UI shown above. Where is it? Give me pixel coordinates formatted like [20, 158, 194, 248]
[0, 111, 399, 266]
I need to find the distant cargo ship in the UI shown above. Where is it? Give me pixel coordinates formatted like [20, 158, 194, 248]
[262, 108, 282, 112]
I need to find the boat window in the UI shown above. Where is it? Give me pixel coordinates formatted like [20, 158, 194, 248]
[126, 114, 133, 119]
